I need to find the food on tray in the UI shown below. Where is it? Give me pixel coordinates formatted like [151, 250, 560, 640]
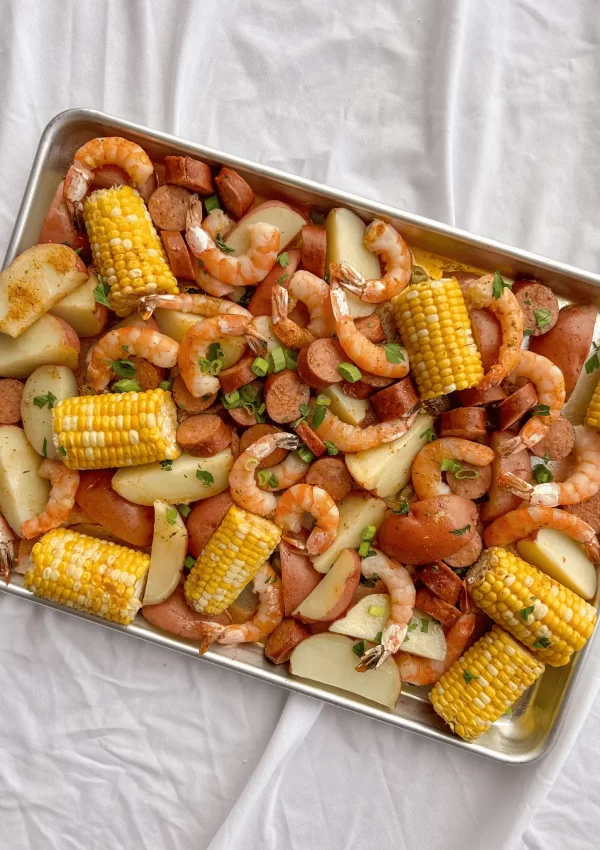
[2, 132, 599, 745]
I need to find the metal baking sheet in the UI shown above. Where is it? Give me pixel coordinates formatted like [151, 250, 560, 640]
[2, 107, 599, 764]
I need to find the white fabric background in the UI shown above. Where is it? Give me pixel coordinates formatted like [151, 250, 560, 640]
[1, 1, 599, 847]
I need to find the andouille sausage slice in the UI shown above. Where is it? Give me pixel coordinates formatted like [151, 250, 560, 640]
[371, 378, 419, 422]
[457, 385, 506, 406]
[160, 230, 196, 280]
[218, 354, 255, 394]
[248, 249, 301, 317]
[354, 314, 386, 344]
[265, 619, 311, 664]
[305, 457, 353, 502]
[265, 370, 310, 424]
[446, 463, 493, 500]
[340, 379, 374, 400]
[529, 304, 597, 400]
[164, 156, 214, 195]
[439, 407, 486, 440]
[497, 382, 538, 430]
[296, 339, 346, 389]
[142, 582, 231, 638]
[418, 562, 463, 605]
[443, 532, 483, 568]
[470, 308, 502, 373]
[148, 185, 192, 231]
[530, 415, 575, 460]
[176, 414, 232, 458]
[187, 489, 235, 557]
[300, 225, 327, 278]
[295, 420, 327, 457]
[172, 375, 218, 414]
[214, 167, 255, 219]
[480, 430, 533, 523]
[75, 470, 154, 547]
[414, 587, 461, 627]
[0, 379, 24, 425]
[239, 424, 288, 467]
[511, 280, 559, 336]
[565, 489, 600, 533]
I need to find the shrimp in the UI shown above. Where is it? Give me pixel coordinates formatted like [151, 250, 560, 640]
[186, 197, 280, 286]
[411, 437, 495, 499]
[397, 613, 476, 686]
[257, 451, 311, 491]
[0, 513, 15, 584]
[498, 350, 566, 456]
[330, 220, 412, 303]
[194, 207, 237, 297]
[21, 460, 80, 540]
[313, 408, 418, 453]
[498, 426, 600, 507]
[229, 432, 301, 517]
[195, 563, 284, 654]
[287, 271, 336, 338]
[355, 550, 416, 671]
[330, 280, 410, 378]
[87, 326, 179, 392]
[483, 505, 600, 562]
[274, 484, 339, 556]
[138, 292, 251, 321]
[271, 285, 316, 349]
[464, 275, 524, 390]
[177, 314, 261, 398]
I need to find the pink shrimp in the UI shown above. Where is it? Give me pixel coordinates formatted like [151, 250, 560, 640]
[87, 326, 179, 392]
[271, 285, 316, 349]
[0, 513, 15, 584]
[396, 613, 477, 686]
[257, 451, 310, 492]
[411, 437, 495, 499]
[138, 292, 251, 321]
[21, 460, 80, 540]
[355, 549, 416, 671]
[484, 505, 600, 562]
[229, 432, 302, 517]
[313, 408, 418, 453]
[193, 207, 237, 297]
[287, 271, 336, 338]
[274, 484, 339, 556]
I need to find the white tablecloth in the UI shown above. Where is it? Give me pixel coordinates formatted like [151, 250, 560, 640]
[1, 1, 599, 847]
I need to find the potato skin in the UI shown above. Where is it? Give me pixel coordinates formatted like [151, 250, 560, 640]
[75, 470, 154, 547]
[529, 304, 597, 400]
[377, 495, 478, 565]
[186, 489, 234, 557]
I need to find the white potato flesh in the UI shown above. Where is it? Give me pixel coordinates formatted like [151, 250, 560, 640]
[562, 366, 599, 425]
[143, 500, 188, 605]
[345, 413, 434, 497]
[518, 528, 597, 600]
[321, 384, 369, 427]
[21, 365, 78, 459]
[51, 273, 106, 337]
[290, 632, 401, 708]
[112, 448, 234, 506]
[225, 201, 306, 254]
[293, 549, 360, 622]
[0, 313, 79, 378]
[153, 308, 246, 368]
[0, 244, 88, 337]
[400, 609, 447, 661]
[249, 316, 280, 351]
[329, 593, 390, 641]
[312, 494, 387, 574]
[325, 207, 380, 318]
[0, 426, 50, 536]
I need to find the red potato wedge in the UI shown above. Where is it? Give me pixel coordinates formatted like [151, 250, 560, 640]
[51, 273, 109, 338]
[0, 314, 80, 378]
[480, 430, 532, 523]
[38, 179, 78, 247]
[529, 304, 597, 401]
[293, 548, 360, 623]
[142, 582, 231, 639]
[265, 619, 311, 664]
[247, 249, 301, 317]
[76, 471, 155, 548]
[186, 489, 234, 558]
[280, 537, 322, 617]
[224, 201, 307, 255]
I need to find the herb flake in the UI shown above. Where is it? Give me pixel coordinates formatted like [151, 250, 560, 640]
[451, 524, 471, 536]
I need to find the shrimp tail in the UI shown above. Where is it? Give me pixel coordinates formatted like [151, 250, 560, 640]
[497, 435, 524, 457]
[138, 295, 158, 320]
[356, 644, 390, 671]
[197, 622, 228, 655]
[585, 540, 600, 563]
[330, 262, 366, 297]
[498, 470, 534, 498]
[245, 324, 269, 356]
[272, 285, 288, 324]
[0, 541, 14, 585]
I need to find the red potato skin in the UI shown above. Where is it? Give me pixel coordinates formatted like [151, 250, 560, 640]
[529, 304, 597, 400]
[470, 308, 502, 373]
[265, 619, 311, 664]
[75, 471, 154, 547]
[294, 549, 361, 624]
[186, 489, 234, 558]
[38, 180, 78, 247]
[142, 582, 231, 639]
[280, 537, 322, 617]
[214, 167, 255, 219]
[415, 587, 461, 627]
[0, 379, 24, 425]
[160, 231, 196, 280]
[165, 156, 215, 195]
[247, 249, 301, 317]
[300, 225, 327, 278]
[53, 315, 81, 357]
[418, 562, 463, 605]
[480, 430, 533, 523]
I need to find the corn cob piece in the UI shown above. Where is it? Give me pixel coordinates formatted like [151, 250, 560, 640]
[392, 277, 483, 399]
[584, 381, 600, 429]
[185, 505, 281, 615]
[431, 624, 545, 742]
[53, 388, 180, 470]
[468, 547, 597, 666]
[24, 528, 150, 625]
[83, 185, 178, 315]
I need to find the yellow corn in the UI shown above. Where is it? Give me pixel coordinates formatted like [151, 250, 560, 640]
[468, 547, 597, 666]
[584, 381, 600, 429]
[24, 528, 150, 625]
[392, 277, 483, 399]
[431, 624, 545, 742]
[185, 505, 281, 615]
[83, 185, 178, 316]
[53, 388, 180, 470]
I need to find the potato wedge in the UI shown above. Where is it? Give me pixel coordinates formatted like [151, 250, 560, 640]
[0, 314, 80, 378]
[0, 426, 50, 535]
[51, 273, 108, 338]
[321, 384, 369, 427]
[21, 365, 78, 459]
[225, 201, 306, 254]
[153, 308, 247, 369]
[325, 208, 379, 318]
[143, 501, 188, 606]
[312, 494, 387, 574]
[517, 528, 597, 600]
[329, 593, 390, 641]
[400, 609, 447, 661]
[294, 549, 360, 623]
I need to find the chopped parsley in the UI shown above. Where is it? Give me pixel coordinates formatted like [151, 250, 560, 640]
[533, 636, 552, 649]
[420, 428, 437, 442]
[451, 524, 471, 536]
[534, 308, 552, 329]
[222, 383, 266, 423]
[278, 274, 289, 284]
[184, 555, 196, 570]
[33, 391, 57, 409]
[166, 507, 178, 526]
[492, 270, 511, 299]
[58, 445, 67, 458]
[375, 631, 383, 644]
[531, 404, 551, 416]
[160, 460, 173, 471]
[309, 210, 325, 225]
[352, 640, 366, 657]
[360, 573, 379, 588]
[520, 604, 535, 620]
[585, 342, 600, 374]
[311, 403, 327, 430]
[196, 468, 214, 487]
[93, 276, 111, 307]
[264, 575, 277, 584]
[109, 358, 136, 379]
[112, 379, 142, 393]
[533, 463, 553, 484]
[463, 670, 480, 684]
[392, 496, 410, 515]
[277, 252, 290, 267]
[383, 344, 405, 364]
[293, 402, 311, 428]
[215, 233, 235, 254]
[323, 440, 339, 456]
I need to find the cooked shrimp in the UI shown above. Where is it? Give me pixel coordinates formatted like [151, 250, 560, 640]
[411, 438, 495, 499]
[355, 550, 416, 671]
[257, 451, 310, 491]
[313, 408, 418, 453]
[87, 326, 179, 392]
[138, 292, 251, 321]
[177, 314, 260, 398]
[330, 220, 412, 303]
[0, 513, 15, 584]
[330, 280, 409, 378]
[274, 484, 339, 556]
[484, 505, 600, 562]
[287, 271, 336, 338]
[193, 207, 237, 297]
[498, 350, 566, 456]
[21, 460, 80, 540]
[499, 426, 600, 507]
[272, 285, 316, 349]
[229, 432, 301, 517]
[195, 563, 284, 654]
[186, 197, 280, 286]
[464, 275, 524, 390]
[397, 613, 476, 686]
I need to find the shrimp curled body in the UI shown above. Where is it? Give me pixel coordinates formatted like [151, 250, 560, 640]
[138, 292, 251, 321]
[484, 506, 600, 562]
[314, 408, 418, 453]
[396, 613, 476, 686]
[287, 271, 336, 338]
[257, 451, 310, 491]
[88, 327, 179, 392]
[274, 484, 339, 556]
[272, 286, 315, 349]
[21, 459, 80, 540]
[193, 207, 237, 297]
[229, 433, 301, 517]
[411, 438, 495, 499]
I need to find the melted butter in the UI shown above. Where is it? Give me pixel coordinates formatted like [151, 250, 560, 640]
[409, 246, 487, 280]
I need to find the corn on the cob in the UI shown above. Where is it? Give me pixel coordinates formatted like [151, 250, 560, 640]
[431, 624, 545, 742]
[185, 505, 281, 615]
[468, 547, 597, 666]
[83, 185, 178, 315]
[53, 388, 180, 470]
[392, 277, 483, 399]
[24, 528, 150, 625]
[584, 381, 600, 429]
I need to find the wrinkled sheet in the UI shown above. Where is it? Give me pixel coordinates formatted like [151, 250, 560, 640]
[1, 1, 600, 847]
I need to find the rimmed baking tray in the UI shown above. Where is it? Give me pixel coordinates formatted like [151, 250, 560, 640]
[2, 108, 599, 763]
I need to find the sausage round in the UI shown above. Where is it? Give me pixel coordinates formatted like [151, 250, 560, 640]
[418, 562, 463, 604]
[497, 383, 538, 430]
[75, 470, 154, 547]
[172, 375, 218, 414]
[414, 587, 461, 627]
[443, 532, 483, 568]
[296, 339, 347, 389]
[565, 490, 600, 533]
[511, 280, 559, 336]
[480, 430, 533, 523]
[226, 380, 264, 427]
[446, 463, 493, 500]
[176, 414, 232, 457]
[439, 407, 486, 440]
[371, 378, 419, 422]
[164, 156, 214, 195]
[248, 249, 301, 317]
[354, 314, 386, 343]
[265, 370, 310, 424]
[142, 582, 231, 638]
[148, 185, 192, 231]
[214, 167, 255, 219]
[0, 379, 24, 425]
[295, 420, 326, 457]
[186, 489, 234, 557]
[340, 379, 373, 399]
[305, 457, 353, 502]
[218, 354, 256, 394]
[265, 619, 311, 665]
[529, 415, 575, 460]
[239, 424, 287, 467]
[160, 230, 196, 280]
[300, 225, 327, 279]
[457, 385, 506, 406]
[470, 308, 502, 373]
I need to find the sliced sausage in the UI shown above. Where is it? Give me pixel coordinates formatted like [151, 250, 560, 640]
[148, 185, 192, 231]
[0, 379, 24, 425]
[239, 423, 287, 468]
[265, 370, 310, 424]
[38, 180, 78, 247]
[164, 156, 214, 195]
[176, 414, 232, 457]
[359, 372, 395, 389]
[226, 380, 264, 427]
[414, 587, 461, 627]
[247, 249, 301, 317]
[132, 358, 164, 391]
[305, 457, 353, 502]
[497, 383, 538, 430]
[529, 304, 597, 401]
[187, 489, 234, 557]
[371, 378, 419, 422]
[418, 562, 463, 605]
[565, 489, 600, 533]
[340, 379, 374, 400]
[214, 167, 255, 219]
[295, 420, 327, 457]
[300, 225, 327, 278]
[512, 280, 559, 336]
[443, 532, 483, 568]
[457, 385, 506, 406]
[172, 375, 218, 413]
[265, 619, 311, 664]
[142, 582, 231, 638]
[355, 314, 386, 343]
[296, 339, 346, 389]
[447, 463, 492, 500]
[439, 407, 486, 440]
[530, 415, 575, 460]
[218, 354, 255, 394]
[76, 470, 154, 547]
[160, 231, 196, 280]
[480, 430, 533, 523]
[470, 308, 502, 373]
